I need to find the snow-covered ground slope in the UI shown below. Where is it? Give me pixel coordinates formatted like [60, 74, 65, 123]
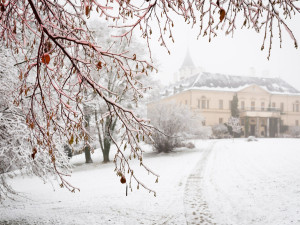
[0, 141, 210, 225]
[1, 139, 300, 225]
[198, 139, 300, 225]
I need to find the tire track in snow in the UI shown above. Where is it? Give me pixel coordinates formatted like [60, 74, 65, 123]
[184, 141, 216, 225]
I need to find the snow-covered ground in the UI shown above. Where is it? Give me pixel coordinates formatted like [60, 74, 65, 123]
[0, 141, 210, 225]
[1, 139, 300, 225]
[199, 139, 300, 225]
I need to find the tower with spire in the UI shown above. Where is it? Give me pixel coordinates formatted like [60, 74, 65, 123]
[173, 49, 203, 82]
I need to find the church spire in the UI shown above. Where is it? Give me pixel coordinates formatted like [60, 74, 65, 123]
[180, 48, 195, 71]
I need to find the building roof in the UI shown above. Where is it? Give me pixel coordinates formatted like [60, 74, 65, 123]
[179, 49, 195, 71]
[163, 72, 300, 96]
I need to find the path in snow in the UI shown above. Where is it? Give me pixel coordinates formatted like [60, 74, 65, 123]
[184, 139, 300, 225]
[184, 141, 216, 225]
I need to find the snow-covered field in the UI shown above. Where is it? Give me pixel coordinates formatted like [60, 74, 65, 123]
[1, 139, 300, 225]
[199, 139, 300, 225]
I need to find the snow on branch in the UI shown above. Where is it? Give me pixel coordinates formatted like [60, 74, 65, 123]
[0, 0, 298, 198]
[0, 0, 158, 196]
[111, 0, 299, 58]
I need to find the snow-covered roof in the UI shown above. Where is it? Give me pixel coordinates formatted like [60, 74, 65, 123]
[162, 72, 300, 96]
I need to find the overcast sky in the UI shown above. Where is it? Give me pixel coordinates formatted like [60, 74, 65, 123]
[149, 14, 300, 90]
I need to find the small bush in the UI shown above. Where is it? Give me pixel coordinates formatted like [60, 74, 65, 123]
[193, 126, 212, 139]
[247, 136, 258, 142]
[152, 135, 179, 153]
[288, 126, 300, 138]
[149, 102, 203, 153]
[174, 141, 195, 149]
[212, 124, 230, 139]
[185, 142, 195, 149]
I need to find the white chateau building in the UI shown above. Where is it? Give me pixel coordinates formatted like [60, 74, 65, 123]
[148, 51, 300, 137]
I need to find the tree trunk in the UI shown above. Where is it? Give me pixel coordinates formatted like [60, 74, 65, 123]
[84, 146, 93, 163]
[95, 110, 116, 163]
[83, 103, 93, 163]
[103, 137, 111, 163]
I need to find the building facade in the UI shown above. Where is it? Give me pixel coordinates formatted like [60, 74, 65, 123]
[148, 56, 300, 137]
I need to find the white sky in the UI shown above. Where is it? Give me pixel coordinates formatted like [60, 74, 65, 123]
[148, 15, 300, 90]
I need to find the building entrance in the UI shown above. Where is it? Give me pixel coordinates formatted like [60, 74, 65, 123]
[269, 118, 278, 137]
[250, 125, 256, 136]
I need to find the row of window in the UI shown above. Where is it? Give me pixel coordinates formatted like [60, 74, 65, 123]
[240, 101, 286, 111]
[218, 118, 300, 126]
[241, 101, 300, 112]
[191, 99, 300, 112]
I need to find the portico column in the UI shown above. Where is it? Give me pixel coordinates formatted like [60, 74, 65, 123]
[267, 118, 270, 137]
[256, 117, 260, 137]
[277, 118, 280, 137]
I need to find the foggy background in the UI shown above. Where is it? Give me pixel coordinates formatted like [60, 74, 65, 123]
[150, 15, 300, 89]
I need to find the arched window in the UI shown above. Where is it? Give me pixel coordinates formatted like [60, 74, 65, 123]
[197, 96, 210, 109]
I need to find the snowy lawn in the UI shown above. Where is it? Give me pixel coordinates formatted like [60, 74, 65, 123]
[0, 141, 210, 225]
[1, 139, 300, 225]
[199, 138, 300, 225]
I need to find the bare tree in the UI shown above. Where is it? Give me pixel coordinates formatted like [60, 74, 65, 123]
[0, 0, 298, 197]
[148, 102, 203, 152]
[91, 22, 157, 163]
[0, 0, 157, 195]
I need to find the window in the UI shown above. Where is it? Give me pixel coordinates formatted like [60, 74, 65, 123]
[241, 118, 245, 126]
[272, 102, 276, 109]
[197, 99, 200, 108]
[229, 100, 232, 110]
[219, 100, 223, 109]
[185, 100, 188, 105]
[207, 100, 210, 109]
[251, 101, 255, 111]
[219, 118, 223, 124]
[280, 103, 284, 112]
[201, 99, 206, 109]
[261, 102, 265, 111]
[293, 101, 299, 112]
[202, 121, 206, 126]
[296, 120, 299, 126]
[201, 96, 206, 109]
[241, 101, 245, 110]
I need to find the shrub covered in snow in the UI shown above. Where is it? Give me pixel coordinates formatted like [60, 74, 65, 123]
[193, 126, 212, 139]
[211, 124, 230, 139]
[175, 142, 196, 149]
[288, 126, 300, 138]
[247, 136, 258, 142]
[185, 142, 196, 149]
[148, 102, 203, 153]
[226, 117, 242, 138]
